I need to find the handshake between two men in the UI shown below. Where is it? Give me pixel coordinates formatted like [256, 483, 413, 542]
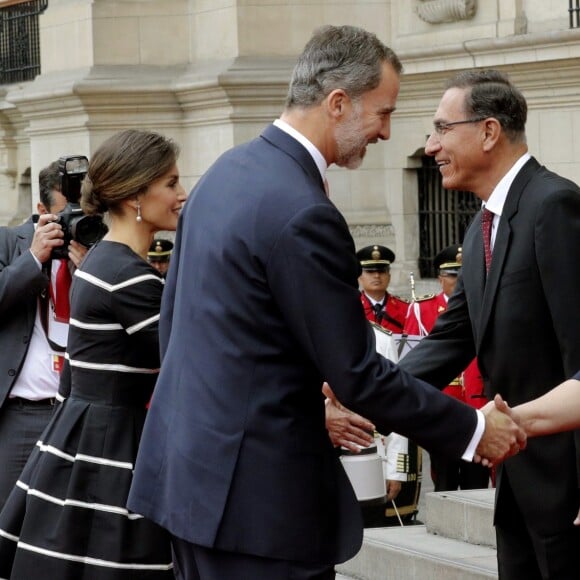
[323, 383, 526, 467]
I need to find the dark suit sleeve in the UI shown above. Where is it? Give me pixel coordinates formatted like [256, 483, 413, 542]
[535, 187, 580, 379]
[266, 202, 478, 459]
[398, 273, 476, 387]
[0, 226, 48, 315]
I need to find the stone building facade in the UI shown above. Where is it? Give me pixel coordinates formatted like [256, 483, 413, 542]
[1, 0, 579, 295]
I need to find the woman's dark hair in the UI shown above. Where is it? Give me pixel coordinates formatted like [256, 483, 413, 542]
[81, 129, 180, 215]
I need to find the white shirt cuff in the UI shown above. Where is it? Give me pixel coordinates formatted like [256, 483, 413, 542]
[30, 248, 42, 270]
[462, 409, 485, 462]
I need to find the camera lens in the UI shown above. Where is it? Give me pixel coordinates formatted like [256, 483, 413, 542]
[72, 215, 108, 247]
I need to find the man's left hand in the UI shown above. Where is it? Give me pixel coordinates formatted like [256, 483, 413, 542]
[323, 382, 375, 452]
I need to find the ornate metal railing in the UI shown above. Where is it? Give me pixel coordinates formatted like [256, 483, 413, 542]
[416, 155, 480, 278]
[0, 0, 48, 85]
[571, 0, 580, 28]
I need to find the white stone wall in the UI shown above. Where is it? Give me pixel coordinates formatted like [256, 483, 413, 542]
[1, 0, 579, 293]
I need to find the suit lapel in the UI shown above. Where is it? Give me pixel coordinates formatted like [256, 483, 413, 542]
[476, 158, 540, 347]
[260, 124, 327, 194]
[461, 214, 485, 345]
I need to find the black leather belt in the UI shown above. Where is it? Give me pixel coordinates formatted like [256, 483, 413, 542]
[6, 396, 55, 407]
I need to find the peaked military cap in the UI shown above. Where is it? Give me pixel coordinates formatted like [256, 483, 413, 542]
[434, 244, 461, 276]
[148, 238, 174, 262]
[356, 245, 395, 271]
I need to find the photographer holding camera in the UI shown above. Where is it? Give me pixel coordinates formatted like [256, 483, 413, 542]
[0, 158, 102, 509]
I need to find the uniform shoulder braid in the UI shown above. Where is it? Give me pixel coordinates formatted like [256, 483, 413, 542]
[413, 293, 436, 302]
[369, 321, 393, 336]
[388, 293, 410, 305]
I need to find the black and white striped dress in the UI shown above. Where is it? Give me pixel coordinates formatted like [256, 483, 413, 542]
[0, 240, 174, 579]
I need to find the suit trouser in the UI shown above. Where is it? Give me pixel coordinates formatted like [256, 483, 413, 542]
[171, 537, 335, 580]
[496, 471, 580, 580]
[0, 398, 55, 510]
[430, 453, 490, 492]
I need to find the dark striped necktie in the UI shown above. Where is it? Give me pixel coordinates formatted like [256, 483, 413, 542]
[481, 208, 494, 272]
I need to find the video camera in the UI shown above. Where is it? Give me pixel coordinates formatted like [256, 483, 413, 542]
[51, 155, 108, 260]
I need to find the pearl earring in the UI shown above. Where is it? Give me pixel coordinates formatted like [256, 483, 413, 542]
[136, 202, 142, 223]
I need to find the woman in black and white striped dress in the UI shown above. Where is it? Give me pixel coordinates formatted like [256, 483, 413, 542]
[0, 129, 187, 578]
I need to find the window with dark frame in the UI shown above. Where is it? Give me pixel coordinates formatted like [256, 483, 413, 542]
[0, 0, 48, 85]
[416, 155, 480, 278]
[570, 0, 580, 28]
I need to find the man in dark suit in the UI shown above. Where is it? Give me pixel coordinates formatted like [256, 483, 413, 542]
[0, 161, 86, 508]
[399, 70, 580, 579]
[128, 27, 524, 579]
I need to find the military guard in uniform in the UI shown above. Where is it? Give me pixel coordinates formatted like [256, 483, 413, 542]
[147, 238, 173, 278]
[357, 245, 409, 333]
[355, 248, 421, 525]
[404, 245, 490, 491]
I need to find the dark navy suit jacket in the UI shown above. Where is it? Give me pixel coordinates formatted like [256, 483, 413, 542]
[128, 124, 479, 565]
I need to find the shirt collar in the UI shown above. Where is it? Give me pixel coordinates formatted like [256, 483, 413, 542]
[364, 293, 384, 307]
[273, 118, 328, 181]
[483, 152, 531, 217]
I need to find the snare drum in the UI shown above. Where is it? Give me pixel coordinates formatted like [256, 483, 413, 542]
[339, 442, 386, 504]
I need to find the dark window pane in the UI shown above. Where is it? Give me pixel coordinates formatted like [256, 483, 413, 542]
[417, 155, 480, 278]
[0, 0, 48, 85]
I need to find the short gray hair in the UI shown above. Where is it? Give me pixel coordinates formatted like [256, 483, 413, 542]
[285, 25, 402, 109]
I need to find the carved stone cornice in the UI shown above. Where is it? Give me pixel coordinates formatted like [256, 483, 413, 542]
[398, 27, 580, 77]
[4, 58, 292, 131]
[416, 0, 477, 24]
[349, 224, 395, 240]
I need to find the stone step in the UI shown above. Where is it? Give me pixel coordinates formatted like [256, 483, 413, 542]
[336, 524, 498, 580]
[426, 488, 496, 548]
[336, 488, 498, 580]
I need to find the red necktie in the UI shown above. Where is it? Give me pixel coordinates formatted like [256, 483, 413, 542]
[54, 259, 72, 322]
[481, 208, 494, 273]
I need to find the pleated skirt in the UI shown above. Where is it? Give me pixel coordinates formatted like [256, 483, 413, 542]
[0, 395, 174, 579]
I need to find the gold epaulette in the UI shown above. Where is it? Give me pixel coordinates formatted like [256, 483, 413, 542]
[391, 294, 410, 304]
[369, 321, 393, 335]
[413, 293, 435, 302]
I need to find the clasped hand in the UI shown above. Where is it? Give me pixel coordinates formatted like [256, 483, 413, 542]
[474, 394, 527, 466]
[322, 382, 527, 468]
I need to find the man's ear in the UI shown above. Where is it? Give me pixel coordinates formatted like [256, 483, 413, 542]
[37, 202, 48, 215]
[482, 117, 502, 152]
[326, 88, 350, 119]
